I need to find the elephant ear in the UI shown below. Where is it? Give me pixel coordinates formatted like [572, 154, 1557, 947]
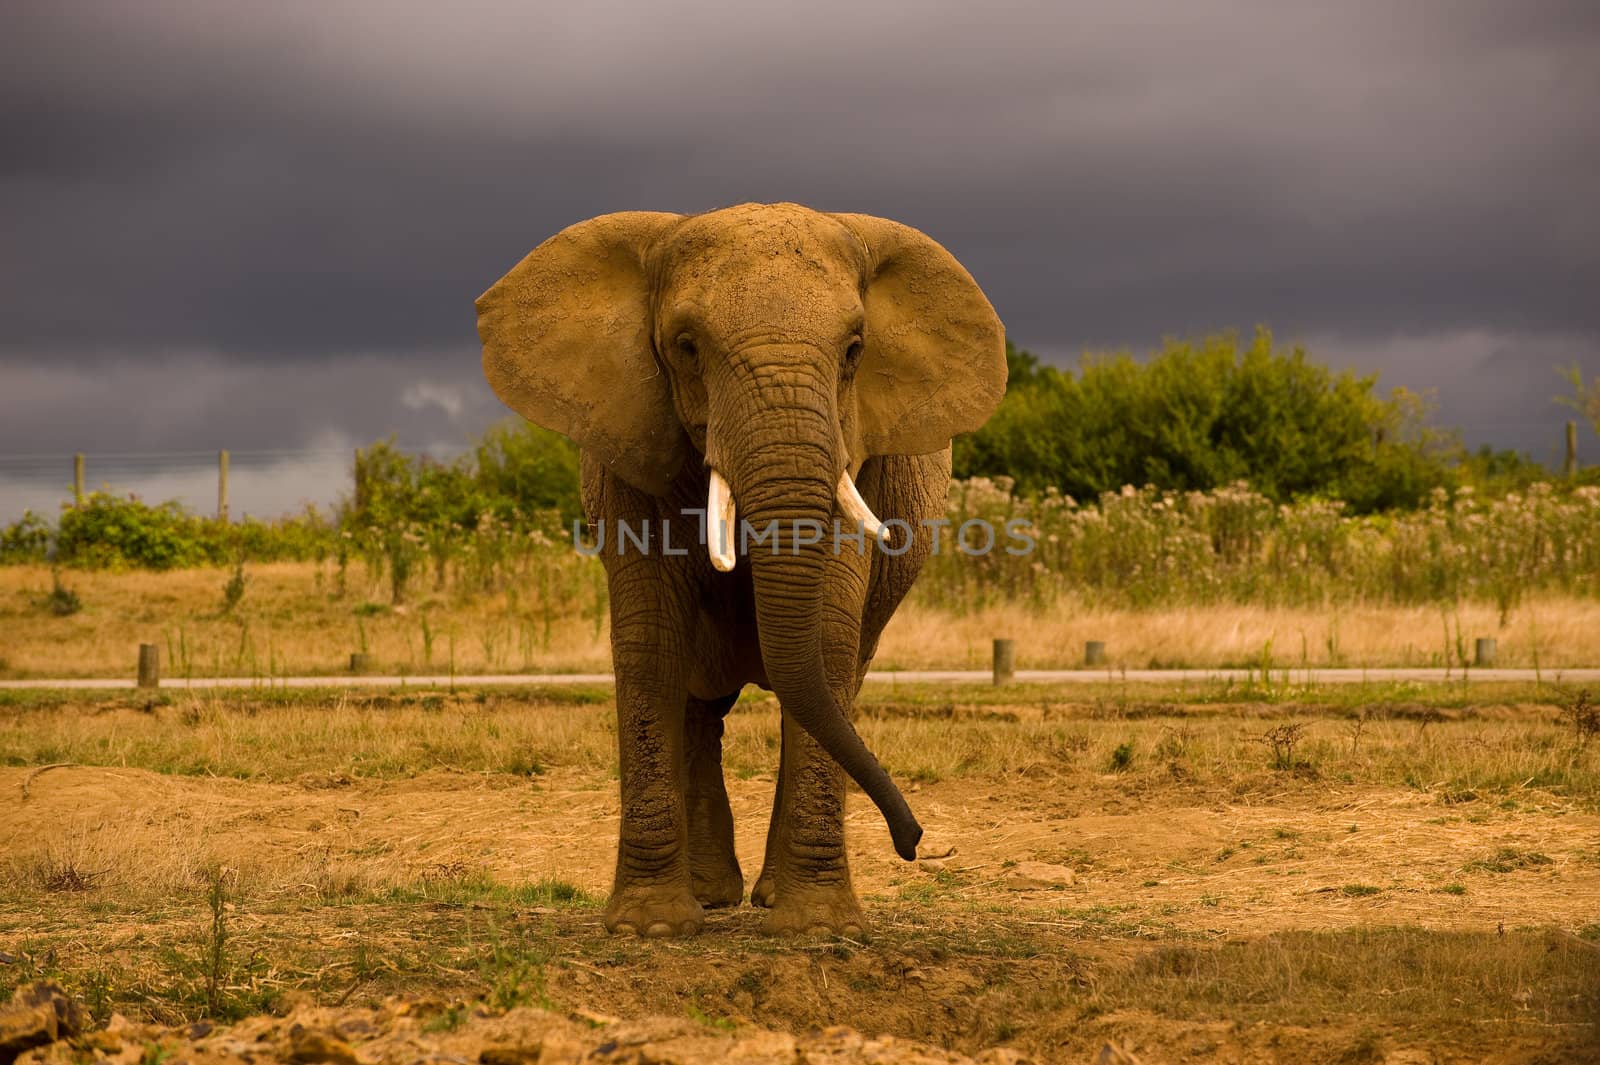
[832, 213, 1007, 458]
[476, 211, 687, 495]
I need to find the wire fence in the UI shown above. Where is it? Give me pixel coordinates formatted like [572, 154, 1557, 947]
[0, 445, 470, 523]
[0, 445, 467, 475]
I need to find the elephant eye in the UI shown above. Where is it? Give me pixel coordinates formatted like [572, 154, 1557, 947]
[675, 334, 698, 359]
[844, 336, 864, 367]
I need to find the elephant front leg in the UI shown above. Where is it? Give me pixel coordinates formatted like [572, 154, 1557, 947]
[603, 560, 702, 937]
[685, 694, 744, 908]
[755, 712, 865, 936]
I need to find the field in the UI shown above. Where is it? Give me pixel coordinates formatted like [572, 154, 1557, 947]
[3, 681, 1598, 1062]
[4, 562, 1600, 679]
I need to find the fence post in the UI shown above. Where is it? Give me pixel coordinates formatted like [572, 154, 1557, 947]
[1474, 638, 1497, 667]
[1085, 640, 1107, 666]
[137, 644, 160, 688]
[992, 638, 1014, 686]
[217, 449, 230, 522]
[1566, 421, 1578, 477]
[73, 452, 84, 505]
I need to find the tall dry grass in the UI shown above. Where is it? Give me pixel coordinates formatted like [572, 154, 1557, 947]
[2, 562, 1598, 677]
[923, 478, 1600, 612]
[875, 598, 1600, 670]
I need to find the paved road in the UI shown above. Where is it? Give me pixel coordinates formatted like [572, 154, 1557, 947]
[2, 667, 1597, 690]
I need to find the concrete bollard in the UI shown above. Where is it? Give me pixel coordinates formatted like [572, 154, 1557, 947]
[350, 653, 373, 673]
[137, 644, 160, 688]
[1474, 638, 1497, 667]
[1085, 640, 1106, 666]
[992, 638, 1015, 686]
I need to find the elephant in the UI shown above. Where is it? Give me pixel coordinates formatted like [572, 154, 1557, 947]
[476, 202, 1006, 936]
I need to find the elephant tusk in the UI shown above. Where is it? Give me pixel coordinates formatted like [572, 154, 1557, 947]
[837, 469, 889, 542]
[707, 468, 738, 572]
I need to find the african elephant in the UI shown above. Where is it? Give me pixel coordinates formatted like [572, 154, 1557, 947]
[476, 202, 1006, 936]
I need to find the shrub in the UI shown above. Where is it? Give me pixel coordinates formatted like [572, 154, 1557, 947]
[56, 493, 211, 569]
[0, 511, 51, 563]
[50, 493, 334, 570]
[42, 569, 82, 616]
[220, 559, 247, 614]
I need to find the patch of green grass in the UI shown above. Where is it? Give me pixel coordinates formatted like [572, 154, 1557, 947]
[382, 876, 599, 910]
[422, 1005, 468, 1032]
[897, 868, 968, 904]
[686, 1003, 737, 1031]
[1462, 848, 1555, 875]
[1340, 884, 1383, 897]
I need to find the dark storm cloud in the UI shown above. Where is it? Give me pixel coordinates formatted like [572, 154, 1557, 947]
[2, 0, 1598, 495]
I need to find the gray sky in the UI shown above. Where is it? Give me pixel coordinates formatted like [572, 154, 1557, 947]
[2, 1, 1597, 519]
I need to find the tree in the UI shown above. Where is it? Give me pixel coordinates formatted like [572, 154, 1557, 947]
[953, 329, 1455, 512]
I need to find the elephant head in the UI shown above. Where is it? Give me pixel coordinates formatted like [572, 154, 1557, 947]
[476, 203, 1006, 860]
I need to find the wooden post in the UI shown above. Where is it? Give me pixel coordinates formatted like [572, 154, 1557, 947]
[73, 452, 84, 505]
[350, 653, 372, 673]
[1474, 638, 1497, 667]
[992, 638, 1014, 686]
[1085, 640, 1107, 666]
[137, 644, 160, 688]
[353, 447, 366, 510]
[217, 449, 230, 522]
[1566, 421, 1578, 477]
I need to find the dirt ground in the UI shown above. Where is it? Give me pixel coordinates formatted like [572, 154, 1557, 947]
[2, 689, 1598, 1063]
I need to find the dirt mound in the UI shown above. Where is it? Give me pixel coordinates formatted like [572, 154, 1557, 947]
[4, 982, 1031, 1065]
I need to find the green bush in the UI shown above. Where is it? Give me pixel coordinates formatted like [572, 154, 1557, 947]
[45, 492, 334, 570]
[0, 511, 51, 563]
[55, 493, 212, 569]
[954, 330, 1455, 513]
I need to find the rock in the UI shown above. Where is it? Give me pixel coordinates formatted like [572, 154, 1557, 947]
[916, 842, 957, 860]
[333, 1017, 378, 1040]
[1095, 1043, 1144, 1064]
[918, 859, 948, 873]
[0, 982, 85, 1065]
[286, 1025, 359, 1065]
[1002, 862, 1076, 890]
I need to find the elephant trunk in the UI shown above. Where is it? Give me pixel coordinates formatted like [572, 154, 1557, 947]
[710, 368, 922, 861]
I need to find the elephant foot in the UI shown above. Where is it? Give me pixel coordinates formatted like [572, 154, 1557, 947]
[749, 870, 775, 908]
[603, 884, 705, 937]
[691, 867, 745, 909]
[759, 885, 866, 937]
